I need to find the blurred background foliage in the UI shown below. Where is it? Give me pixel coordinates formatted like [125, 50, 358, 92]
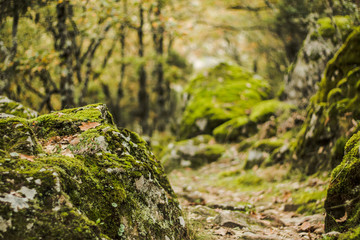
[0, 0, 359, 135]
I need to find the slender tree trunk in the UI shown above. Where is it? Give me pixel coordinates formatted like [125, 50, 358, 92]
[113, 0, 128, 126]
[1, 3, 20, 97]
[152, 2, 166, 131]
[57, 1, 75, 109]
[10, 4, 19, 61]
[137, 2, 149, 134]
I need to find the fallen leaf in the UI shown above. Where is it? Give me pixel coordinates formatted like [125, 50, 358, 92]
[70, 137, 80, 145]
[20, 154, 35, 162]
[79, 122, 100, 131]
[55, 112, 65, 117]
[324, 116, 330, 126]
[214, 228, 234, 236]
[44, 144, 57, 154]
[300, 222, 311, 232]
[318, 146, 324, 154]
[61, 148, 74, 158]
[336, 212, 347, 223]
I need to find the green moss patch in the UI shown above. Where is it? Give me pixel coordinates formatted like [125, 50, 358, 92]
[316, 16, 353, 41]
[250, 100, 295, 123]
[213, 117, 257, 143]
[0, 96, 38, 119]
[293, 189, 327, 215]
[325, 131, 360, 235]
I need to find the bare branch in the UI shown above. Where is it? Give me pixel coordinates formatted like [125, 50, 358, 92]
[229, 5, 269, 11]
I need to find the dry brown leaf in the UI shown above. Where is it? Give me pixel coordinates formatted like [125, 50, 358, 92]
[70, 137, 80, 145]
[44, 144, 57, 154]
[61, 148, 74, 158]
[282, 191, 292, 202]
[55, 112, 65, 117]
[324, 116, 330, 126]
[318, 146, 324, 154]
[214, 228, 234, 236]
[300, 221, 311, 232]
[79, 122, 100, 131]
[336, 212, 347, 223]
[20, 154, 35, 162]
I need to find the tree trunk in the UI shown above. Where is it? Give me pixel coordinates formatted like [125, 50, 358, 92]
[137, 2, 149, 134]
[113, 0, 128, 126]
[152, 2, 166, 131]
[57, 1, 75, 109]
[10, 3, 19, 61]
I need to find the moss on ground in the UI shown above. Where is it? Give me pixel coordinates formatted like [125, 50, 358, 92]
[0, 103, 188, 239]
[293, 189, 327, 215]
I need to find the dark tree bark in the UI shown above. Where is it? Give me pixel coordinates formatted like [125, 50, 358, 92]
[56, 1, 75, 109]
[137, 1, 149, 134]
[112, 0, 128, 126]
[10, 4, 19, 61]
[151, 1, 166, 131]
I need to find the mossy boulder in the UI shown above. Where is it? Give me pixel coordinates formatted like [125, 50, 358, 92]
[161, 135, 225, 172]
[243, 138, 285, 169]
[179, 63, 270, 140]
[213, 117, 257, 143]
[0, 96, 38, 119]
[249, 99, 295, 123]
[315, 16, 353, 40]
[285, 16, 354, 107]
[294, 27, 360, 174]
[0, 104, 187, 239]
[324, 131, 360, 238]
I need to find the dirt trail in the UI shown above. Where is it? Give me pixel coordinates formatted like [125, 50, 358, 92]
[168, 158, 327, 240]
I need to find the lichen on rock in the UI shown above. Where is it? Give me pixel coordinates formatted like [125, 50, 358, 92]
[0, 103, 187, 239]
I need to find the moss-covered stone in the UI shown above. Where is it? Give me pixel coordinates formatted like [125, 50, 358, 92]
[0, 103, 187, 239]
[179, 63, 270, 140]
[252, 138, 285, 152]
[249, 100, 295, 123]
[294, 27, 360, 174]
[285, 16, 354, 108]
[213, 117, 257, 143]
[243, 138, 285, 169]
[161, 135, 225, 172]
[315, 16, 353, 40]
[324, 131, 360, 236]
[0, 96, 38, 119]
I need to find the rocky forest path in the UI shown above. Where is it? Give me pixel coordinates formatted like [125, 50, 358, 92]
[168, 156, 329, 240]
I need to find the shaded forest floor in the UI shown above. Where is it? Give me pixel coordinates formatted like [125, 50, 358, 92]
[168, 153, 329, 239]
